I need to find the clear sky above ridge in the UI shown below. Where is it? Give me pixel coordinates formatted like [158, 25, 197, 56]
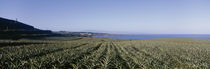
[0, 0, 210, 34]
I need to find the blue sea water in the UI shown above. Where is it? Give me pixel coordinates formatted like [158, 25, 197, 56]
[94, 34, 210, 40]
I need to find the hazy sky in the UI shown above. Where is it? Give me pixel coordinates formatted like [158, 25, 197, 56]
[0, 0, 210, 34]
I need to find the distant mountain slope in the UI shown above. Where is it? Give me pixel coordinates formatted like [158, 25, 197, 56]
[0, 17, 38, 31]
[0, 17, 54, 39]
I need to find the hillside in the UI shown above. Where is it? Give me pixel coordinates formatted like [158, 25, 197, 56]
[0, 17, 38, 31]
[0, 17, 53, 39]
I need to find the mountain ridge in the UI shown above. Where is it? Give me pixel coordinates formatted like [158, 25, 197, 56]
[0, 17, 54, 39]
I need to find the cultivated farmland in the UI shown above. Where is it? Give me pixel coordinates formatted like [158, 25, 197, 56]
[0, 37, 209, 69]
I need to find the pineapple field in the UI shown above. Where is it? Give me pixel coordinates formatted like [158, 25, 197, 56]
[0, 37, 209, 69]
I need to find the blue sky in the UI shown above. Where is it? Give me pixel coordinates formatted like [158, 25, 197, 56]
[0, 0, 210, 34]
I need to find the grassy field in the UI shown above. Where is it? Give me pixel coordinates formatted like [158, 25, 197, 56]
[0, 37, 209, 69]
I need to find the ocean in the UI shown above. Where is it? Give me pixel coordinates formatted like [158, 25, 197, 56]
[94, 34, 210, 40]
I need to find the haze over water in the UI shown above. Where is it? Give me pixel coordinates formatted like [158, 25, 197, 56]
[95, 34, 210, 40]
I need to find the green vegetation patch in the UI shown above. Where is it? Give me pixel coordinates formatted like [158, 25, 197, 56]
[0, 38, 209, 69]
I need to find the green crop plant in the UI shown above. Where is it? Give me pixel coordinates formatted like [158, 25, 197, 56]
[0, 38, 209, 69]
